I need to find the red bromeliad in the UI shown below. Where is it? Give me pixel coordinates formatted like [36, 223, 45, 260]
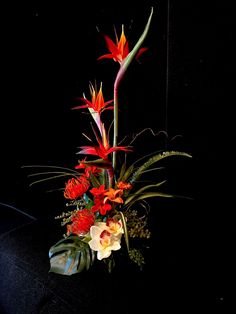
[77, 142, 132, 160]
[77, 122, 132, 160]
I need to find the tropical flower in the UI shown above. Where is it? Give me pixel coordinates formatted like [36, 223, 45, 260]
[117, 181, 132, 190]
[66, 209, 95, 236]
[104, 188, 123, 204]
[88, 222, 123, 260]
[75, 159, 102, 178]
[23, 7, 192, 276]
[77, 142, 132, 160]
[64, 176, 90, 200]
[98, 25, 148, 65]
[72, 82, 113, 114]
[77, 124, 132, 160]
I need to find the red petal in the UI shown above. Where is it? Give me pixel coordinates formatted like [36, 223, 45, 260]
[103, 35, 120, 55]
[77, 146, 98, 155]
[97, 54, 115, 60]
[135, 47, 148, 62]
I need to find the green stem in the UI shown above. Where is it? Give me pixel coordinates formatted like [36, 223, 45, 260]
[112, 67, 125, 170]
[112, 7, 154, 170]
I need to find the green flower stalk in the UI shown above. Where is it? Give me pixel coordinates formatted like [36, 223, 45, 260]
[112, 7, 154, 170]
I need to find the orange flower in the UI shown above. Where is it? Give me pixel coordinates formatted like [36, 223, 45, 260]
[104, 188, 123, 204]
[98, 25, 129, 64]
[117, 181, 132, 190]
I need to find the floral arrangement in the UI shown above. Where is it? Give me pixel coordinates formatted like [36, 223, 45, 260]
[24, 7, 191, 275]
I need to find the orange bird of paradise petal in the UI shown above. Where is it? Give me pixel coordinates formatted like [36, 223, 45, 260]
[98, 25, 148, 64]
[98, 25, 129, 64]
[72, 82, 113, 114]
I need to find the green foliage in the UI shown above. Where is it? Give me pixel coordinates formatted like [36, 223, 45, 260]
[128, 248, 145, 269]
[49, 236, 95, 275]
[130, 151, 192, 184]
[125, 210, 151, 239]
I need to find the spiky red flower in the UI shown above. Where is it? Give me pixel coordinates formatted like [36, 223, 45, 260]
[64, 176, 90, 200]
[67, 209, 95, 236]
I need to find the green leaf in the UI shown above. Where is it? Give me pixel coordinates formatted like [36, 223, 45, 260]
[49, 236, 95, 275]
[89, 172, 101, 188]
[117, 162, 127, 182]
[125, 192, 175, 210]
[81, 159, 112, 168]
[119, 164, 134, 182]
[21, 165, 79, 187]
[119, 211, 129, 251]
[130, 151, 192, 184]
[121, 7, 154, 72]
[124, 181, 167, 205]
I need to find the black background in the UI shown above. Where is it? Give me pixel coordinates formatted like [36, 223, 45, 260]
[0, 1, 233, 312]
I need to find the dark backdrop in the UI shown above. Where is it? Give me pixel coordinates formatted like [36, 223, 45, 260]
[0, 1, 233, 312]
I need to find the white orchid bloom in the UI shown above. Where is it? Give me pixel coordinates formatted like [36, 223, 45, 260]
[89, 223, 122, 260]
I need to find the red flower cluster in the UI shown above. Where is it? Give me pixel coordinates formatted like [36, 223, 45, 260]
[89, 185, 124, 215]
[67, 209, 95, 236]
[64, 177, 90, 200]
[75, 159, 102, 178]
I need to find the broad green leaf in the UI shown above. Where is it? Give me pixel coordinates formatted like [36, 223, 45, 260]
[49, 236, 95, 275]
